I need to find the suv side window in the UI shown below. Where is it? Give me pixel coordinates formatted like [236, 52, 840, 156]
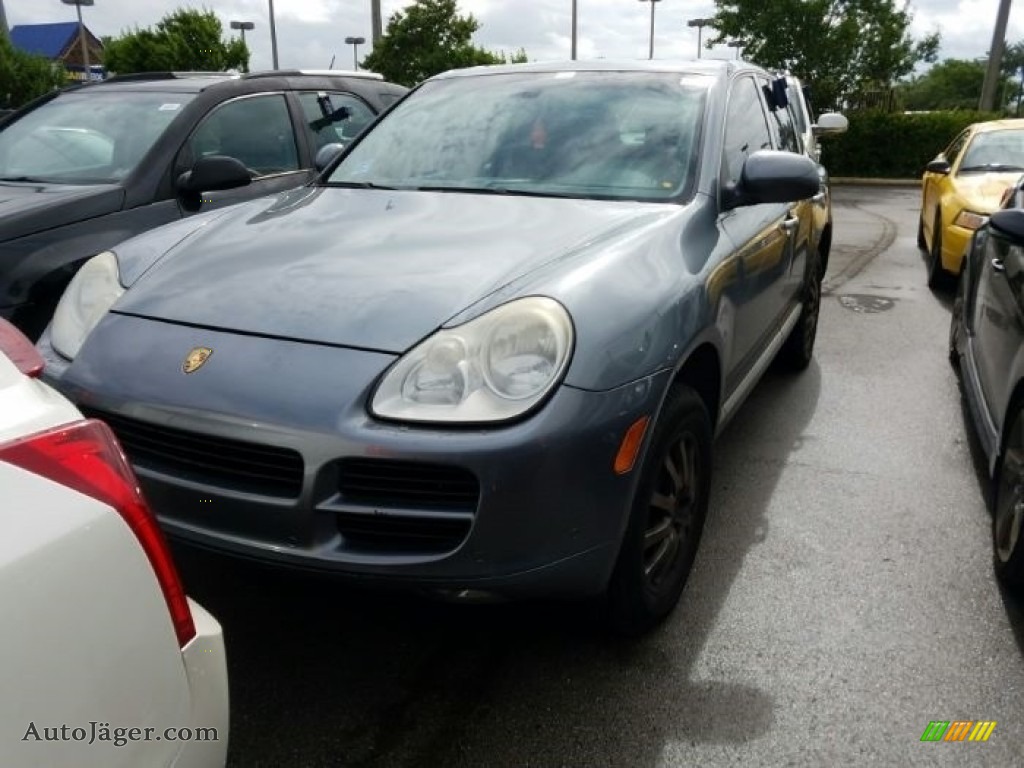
[722, 76, 773, 187]
[761, 78, 800, 154]
[185, 94, 300, 177]
[297, 92, 376, 151]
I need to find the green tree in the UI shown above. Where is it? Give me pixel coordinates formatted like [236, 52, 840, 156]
[104, 8, 248, 74]
[0, 34, 66, 109]
[361, 0, 525, 87]
[710, 0, 939, 110]
[899, 59, 1012, 111]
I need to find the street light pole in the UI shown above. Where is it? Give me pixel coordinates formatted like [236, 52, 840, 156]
[569, 0, 577, 60]
[686, 18, 713, 59]
[638, 0, 662, 60]
[61, 0, 94, 81]
[371, 0, 382, 46]
[344, 36, 365, 71]
[268, 0, 279, 69]
[980, 0, 1012, 111]
[230, 20, 255, 71]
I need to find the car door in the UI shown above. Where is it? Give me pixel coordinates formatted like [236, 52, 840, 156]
[972, 226, 1024, 434]
[718, 75, 796, 390]
[922, 129, 970, 243]
[175, 93, 312, 215]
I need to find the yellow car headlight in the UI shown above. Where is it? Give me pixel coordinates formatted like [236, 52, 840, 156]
[954, 210, 989, 231]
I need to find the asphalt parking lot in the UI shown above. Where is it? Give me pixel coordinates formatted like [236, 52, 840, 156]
[175, 185, 1024, 767]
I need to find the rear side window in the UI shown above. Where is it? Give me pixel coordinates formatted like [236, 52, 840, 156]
[185, 94, 299, 177]
[297, 92, 375, 151]
[722, 77, 773, 186]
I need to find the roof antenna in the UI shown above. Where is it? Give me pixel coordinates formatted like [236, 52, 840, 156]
[328, 54, 336, 69]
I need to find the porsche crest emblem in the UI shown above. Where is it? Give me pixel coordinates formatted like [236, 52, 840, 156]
[182, 347, 213, 374]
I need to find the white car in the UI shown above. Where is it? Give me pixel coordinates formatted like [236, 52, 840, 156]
[0, 318, 229, 767]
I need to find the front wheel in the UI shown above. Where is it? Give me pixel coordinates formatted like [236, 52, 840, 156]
[927, 211, 948, 289]
[605, 386, 712, 636]
[779, 252, 823, 371]
[948, 270, 966, 370]
[994, 406, 1024, 588]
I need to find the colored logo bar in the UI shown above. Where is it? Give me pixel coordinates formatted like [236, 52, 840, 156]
[920, 721, 996, 742]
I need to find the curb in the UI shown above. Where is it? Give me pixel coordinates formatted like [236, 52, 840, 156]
[831, 177, 919, 188]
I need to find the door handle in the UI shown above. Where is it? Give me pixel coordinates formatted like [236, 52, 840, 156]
[811, 192, 826, 203]
[780, 216, 799, 234]
[992, 258, 1006, 272]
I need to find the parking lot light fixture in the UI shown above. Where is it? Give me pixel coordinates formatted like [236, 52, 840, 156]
[686, 17, 713, 59]
[638, 0, 662, 60]
[344, 36, 366, 71]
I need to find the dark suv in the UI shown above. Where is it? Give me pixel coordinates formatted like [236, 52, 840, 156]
[0, 70, 407, 338]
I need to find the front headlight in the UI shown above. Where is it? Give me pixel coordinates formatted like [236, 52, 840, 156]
[954, 210, 989, 231]
[371, 297, 574, 423]
[51, 251, 125, 360]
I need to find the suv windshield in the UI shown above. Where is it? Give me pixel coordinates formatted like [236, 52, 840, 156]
[328, 71, 709, 201]
[0, 90, 195, 184]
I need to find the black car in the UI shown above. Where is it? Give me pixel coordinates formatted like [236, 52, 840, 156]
[0, 70, 407, 338]
[950, 176, 1024, 586]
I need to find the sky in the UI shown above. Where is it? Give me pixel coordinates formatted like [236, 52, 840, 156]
[5, 0, 1023, 75]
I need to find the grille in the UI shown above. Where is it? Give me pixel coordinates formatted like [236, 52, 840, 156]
[82, 408, 304, 498]
[334, 458, 479, 552]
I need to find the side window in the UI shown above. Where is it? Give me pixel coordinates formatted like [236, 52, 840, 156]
[722, 77, 773, 186]
[761, 78, 800, 154]
[185, 94, 299, 177]
[945, 130, 970, 163]
[297, 92, 376, 151]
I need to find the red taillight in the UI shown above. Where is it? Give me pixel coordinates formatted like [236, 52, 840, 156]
[0, 318, 44, 378]
[0, 419, 196, 647]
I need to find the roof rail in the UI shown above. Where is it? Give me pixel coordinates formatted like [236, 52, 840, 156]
[242, 69, 385, 81]
[102, 72, 238, 83]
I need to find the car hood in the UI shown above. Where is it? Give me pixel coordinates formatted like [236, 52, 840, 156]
[0, 181, 124, 241]
[113, 186, 677, 352]
[953, 171, 1023, 213]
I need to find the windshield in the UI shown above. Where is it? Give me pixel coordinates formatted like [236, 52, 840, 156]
[328, 71, 709, 201]
[959, 129, 1024, 173]
[0, 90, 195, 184]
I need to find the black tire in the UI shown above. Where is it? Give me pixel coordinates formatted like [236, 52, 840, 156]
[605, 385, 712, 636]
[917, 216, 927, 250]
[779, 251, 823, 371]
[948, 269, 966, 370]
[927, 211, 948, 289]
[994, 405, 1024, 588]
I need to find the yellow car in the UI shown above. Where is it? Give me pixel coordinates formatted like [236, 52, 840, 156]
[919, 118, 1024, 286]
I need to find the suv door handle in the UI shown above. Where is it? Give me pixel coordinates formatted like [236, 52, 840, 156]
[780, 216, 799, 234]
[992, 258, 1006, 272]
[811, 192, 826, 203]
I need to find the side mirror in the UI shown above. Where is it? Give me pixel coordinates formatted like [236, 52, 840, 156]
[176, 155, 252, 195]
[812, 112, 848, 137]
[925, 158, 951, 175]
[989, 209, 1024, 241]
[725, 150, 820, 210]
[314, 143, 346, 173]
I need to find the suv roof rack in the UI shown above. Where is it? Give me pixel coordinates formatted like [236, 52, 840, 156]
[242, 69, 385, 81]
[101, 72, 239, 83]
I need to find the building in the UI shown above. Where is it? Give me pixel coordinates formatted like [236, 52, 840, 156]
[10, 21, 104, 82]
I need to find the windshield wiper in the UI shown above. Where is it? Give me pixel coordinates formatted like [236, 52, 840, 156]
[0, 176, 47, 183]
[323, 180, 399, 190]
[959, 163, 1024, 173]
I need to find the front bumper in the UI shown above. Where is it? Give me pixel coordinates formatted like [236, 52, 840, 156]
[941, 223, 975, 274]
[43, 313, 669, 598]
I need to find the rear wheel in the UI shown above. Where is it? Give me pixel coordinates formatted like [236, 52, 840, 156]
[927, 211, 948, 288]
[605, 386, 711, 636]
[994, 406, 1024, 588]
